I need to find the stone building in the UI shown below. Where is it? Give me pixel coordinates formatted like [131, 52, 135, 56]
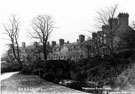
[90, 12, 135, 56]
[48, 13, 135, 60]
[7, 41, 45, 63]
[47, 35, 88, 61]
[7, 13, 135, 62]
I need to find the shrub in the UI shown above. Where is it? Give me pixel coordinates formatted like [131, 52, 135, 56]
[1, 63, 20, 73]
[31, 68, 45, 77]
[20, 66, 32, 75]
[42, 72, 56, 82]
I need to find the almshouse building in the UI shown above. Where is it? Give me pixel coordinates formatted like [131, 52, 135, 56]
[49, 13, 135, 60]
[7, 13, 135, 62]
[47, 34, 88, 61]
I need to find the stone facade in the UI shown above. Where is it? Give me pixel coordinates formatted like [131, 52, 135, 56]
[89, 13, 135, 56]
[7, 12, 135, 62]
[48, 35, 87, 61]
[48, 13, 135, 61]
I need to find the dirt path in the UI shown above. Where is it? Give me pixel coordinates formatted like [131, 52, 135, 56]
[0, 72, 19, 81]
[1, 73, 90, 94]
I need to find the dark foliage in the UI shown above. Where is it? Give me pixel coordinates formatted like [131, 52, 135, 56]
[1, 63, 20, 73]
[31, 60, 71, 83]
[2, 48, 132, 93]
[20, 66, 33, 75]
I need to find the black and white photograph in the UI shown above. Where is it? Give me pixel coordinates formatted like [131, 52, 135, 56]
[0, 0, 135, 94]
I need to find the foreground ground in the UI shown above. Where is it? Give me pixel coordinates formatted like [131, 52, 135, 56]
[1, 72, 90, 94]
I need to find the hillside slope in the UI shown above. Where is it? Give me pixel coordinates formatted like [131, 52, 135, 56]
[116, 60, 135, 92]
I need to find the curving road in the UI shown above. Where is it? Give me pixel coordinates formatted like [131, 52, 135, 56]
[0, 72, 19, 81]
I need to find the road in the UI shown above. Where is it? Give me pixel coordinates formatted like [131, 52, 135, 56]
[0, 72, 19, 81]
[1, 72, 90, 94]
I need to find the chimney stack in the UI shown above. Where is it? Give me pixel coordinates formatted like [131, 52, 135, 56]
[33, 42, 38, 47]
[22, 42, 26, 48]
[77, 39, 79, 43]
[59, 39, 64, 46]
[67, 41, 69, 44]
[79, 34, 85, 43]
[92, 32, 97, 39]
[52, 41, 56, 47]
[47, 41, 50, 46]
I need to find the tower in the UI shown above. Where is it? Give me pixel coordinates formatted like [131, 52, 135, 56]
[118, 13, 129, 31]
[108, 18, 118, 30]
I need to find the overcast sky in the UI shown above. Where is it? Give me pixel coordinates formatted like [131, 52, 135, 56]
[0, 0, 135, 56]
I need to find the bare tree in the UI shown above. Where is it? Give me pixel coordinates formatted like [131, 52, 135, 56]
[30, 15, 54, 60]
[3, 15, 22, 69]
[96, 4, 118, 27]
[95, 4, 119, 57]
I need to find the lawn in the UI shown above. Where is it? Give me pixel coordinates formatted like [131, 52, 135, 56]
[1, 73, 89, 94]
